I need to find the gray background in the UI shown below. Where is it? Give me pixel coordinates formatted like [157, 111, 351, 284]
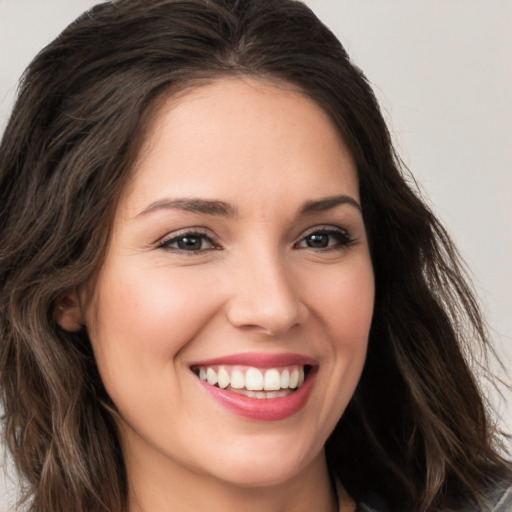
[1, 0, 511, 509]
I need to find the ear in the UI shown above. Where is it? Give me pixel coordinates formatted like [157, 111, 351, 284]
[54, 290, 84, 332]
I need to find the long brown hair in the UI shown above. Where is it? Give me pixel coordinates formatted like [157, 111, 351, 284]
[0, 1, 510, 511]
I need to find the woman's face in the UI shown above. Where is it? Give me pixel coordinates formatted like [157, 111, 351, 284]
[80, 78, 374, 489]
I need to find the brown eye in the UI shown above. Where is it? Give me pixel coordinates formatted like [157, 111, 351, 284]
[158, 231, 217, 253]
[176, 235, 205, 251]
[296, 228, 353, 251]
[305, 233, 330, 248]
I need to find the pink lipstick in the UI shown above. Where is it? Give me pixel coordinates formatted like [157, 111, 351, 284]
[190, 352, 318, 421]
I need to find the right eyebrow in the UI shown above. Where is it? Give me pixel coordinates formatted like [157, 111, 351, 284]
[136, 197, 238, 218]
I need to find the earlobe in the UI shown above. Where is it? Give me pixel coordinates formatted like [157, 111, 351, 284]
[54, 290, 84, 332]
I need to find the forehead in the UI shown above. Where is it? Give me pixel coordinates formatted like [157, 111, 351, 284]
[120, 77, 358, 216]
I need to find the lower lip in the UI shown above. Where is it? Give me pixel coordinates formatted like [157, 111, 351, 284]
[198, 370, 317, 421]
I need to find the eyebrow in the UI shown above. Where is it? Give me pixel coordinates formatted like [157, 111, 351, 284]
[136, 193, 360, 219]
[137, 198, 238, 217]
[298, 194, 361, 215]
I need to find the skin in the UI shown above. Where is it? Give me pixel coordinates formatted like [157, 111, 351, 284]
[59, 77, 374, 511]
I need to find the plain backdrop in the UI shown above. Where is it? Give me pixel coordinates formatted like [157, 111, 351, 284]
[1, 1, 511, 510]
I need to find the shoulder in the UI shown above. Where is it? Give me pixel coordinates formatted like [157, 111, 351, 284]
[490, 485, 512, 512]
[354, 485, 512, 512]
[356, 491, 390, 512]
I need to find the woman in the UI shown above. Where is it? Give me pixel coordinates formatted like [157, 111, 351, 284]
[0, 0, 510, 511]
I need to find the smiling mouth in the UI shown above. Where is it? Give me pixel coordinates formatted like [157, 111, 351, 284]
[191, 364, 312, 399]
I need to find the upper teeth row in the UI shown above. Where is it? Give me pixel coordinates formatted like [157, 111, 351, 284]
[196, 365, 305, 391]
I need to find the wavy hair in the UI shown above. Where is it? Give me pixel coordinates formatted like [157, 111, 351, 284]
[0, 1, 510, 511]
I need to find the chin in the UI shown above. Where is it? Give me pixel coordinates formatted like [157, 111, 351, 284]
[214, 461, 306, 488]
[198, 437, 323, 489]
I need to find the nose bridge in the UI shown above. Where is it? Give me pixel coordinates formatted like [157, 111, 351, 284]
[225, 242, 305, 335]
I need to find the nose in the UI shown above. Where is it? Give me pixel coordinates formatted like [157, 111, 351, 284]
[225, 251, 308, 336]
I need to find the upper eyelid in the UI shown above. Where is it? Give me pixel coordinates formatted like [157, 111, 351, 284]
[158, 227, 214, 240]
[294, 225, 354, 248]
[155, 224, 352, 248]
[156, 228, 218, 249]
[298, 224, 350, 238]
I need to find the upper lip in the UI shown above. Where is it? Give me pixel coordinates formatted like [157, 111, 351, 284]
[189, 352, 317, 369]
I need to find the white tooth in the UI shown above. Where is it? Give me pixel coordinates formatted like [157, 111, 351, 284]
[255, 393, 266, 399]
[206, 368, 218, 386]
[277, 391, 288, 397]
[246, 391, 257, 398]
[217, 366, 230, 389]
[290, 368, 299, 388]
[231, 369, 245, 389]
[298, 367, 305, 387]
[264, 369, 281, 391]
[280, 369, 290, 389]
[246, 368, 264, 390]
[199, 367, 207, 381]
[266, 391, 279, 398]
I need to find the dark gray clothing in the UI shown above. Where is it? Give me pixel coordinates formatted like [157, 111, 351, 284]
[355, 486, 512, 511]
[492, 486, 512, 511]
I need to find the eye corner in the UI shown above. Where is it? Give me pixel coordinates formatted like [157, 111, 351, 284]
[294, 225, 355, 251]
[156, 228, 221, 254]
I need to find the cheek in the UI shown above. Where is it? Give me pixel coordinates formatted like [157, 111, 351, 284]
[306, 257, 373, 416]
[307, 257, 375, 348]
[85, 262, 222, 398]
[292, 256, 374, 437]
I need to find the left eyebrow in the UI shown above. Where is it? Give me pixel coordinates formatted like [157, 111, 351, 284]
[298, 194, 361, 215]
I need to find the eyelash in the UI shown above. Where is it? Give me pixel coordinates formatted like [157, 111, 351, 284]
[294, 226, 354, 251]
[157, 226, 354, 255]
[157, 229, 219, 254]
